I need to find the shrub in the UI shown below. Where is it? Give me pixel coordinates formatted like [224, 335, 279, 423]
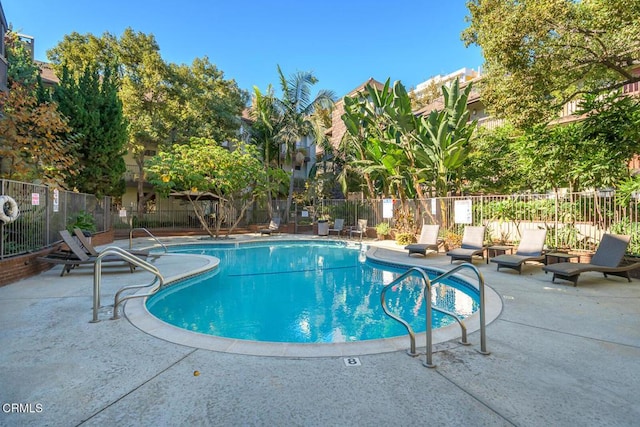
[395, 232, 415, 246]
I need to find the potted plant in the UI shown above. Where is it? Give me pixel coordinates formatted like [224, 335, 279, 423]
[375, 222, 391, 240]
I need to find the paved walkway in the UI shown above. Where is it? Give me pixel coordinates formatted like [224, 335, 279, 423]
[1, 235, 639, 426]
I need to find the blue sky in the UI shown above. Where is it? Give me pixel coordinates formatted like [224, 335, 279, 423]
[2, 0, 484, 97]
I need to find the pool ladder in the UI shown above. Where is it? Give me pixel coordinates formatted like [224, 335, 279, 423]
[129, 227, 168, 252]
[380, 263, 489, 368]
[91, 246, 165, 323]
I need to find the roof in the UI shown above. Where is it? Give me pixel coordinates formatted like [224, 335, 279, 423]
[35, 61, 59, 86]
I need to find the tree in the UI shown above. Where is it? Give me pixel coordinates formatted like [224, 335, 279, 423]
[166, 57, 249, 144]
[462, 124, 523, 194]
[415, 79, 476, 197]
[250, 85, 289, 217]
[463, 0, 640, 127]
[5, 31, 40, 87]
[340, 79, 476, 227]
[48, 29, 249, 213]
[52, 64, 127, 197]
[0, 82, 77, 186]
[145, 138, 267, 238]
[0, 33, 77, 186]
[273, 66, 335, 221]
[408, 80, 441, 109]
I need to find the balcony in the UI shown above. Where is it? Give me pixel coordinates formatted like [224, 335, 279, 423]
[124, 163, 152, 188]
[0, 55, 7, 92]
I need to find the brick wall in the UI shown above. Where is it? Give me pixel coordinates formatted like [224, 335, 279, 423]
[0, 229, 114, 287]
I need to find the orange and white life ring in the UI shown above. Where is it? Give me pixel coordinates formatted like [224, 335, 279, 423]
[0, 195, 19, 224]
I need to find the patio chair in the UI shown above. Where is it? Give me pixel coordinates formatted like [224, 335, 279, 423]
[259, 218, 281, 235]
[38, 230, 141, 276]
[489, 228, 547, 274]
[405, 224, 441, 256]
[446, 226, 486, 263]
[542, 234, 640, 286]
[328, 218, 345, 236]
[72, 228, 149, 259]
[349, 219, 368, 240]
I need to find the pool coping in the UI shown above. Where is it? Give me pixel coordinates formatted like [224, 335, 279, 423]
[125, 241, 503, 358]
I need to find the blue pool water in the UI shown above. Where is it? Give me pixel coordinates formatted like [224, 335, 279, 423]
[146, 241, 479, 343]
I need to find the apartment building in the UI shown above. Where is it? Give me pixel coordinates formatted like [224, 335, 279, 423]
[0, 1, 7, 92]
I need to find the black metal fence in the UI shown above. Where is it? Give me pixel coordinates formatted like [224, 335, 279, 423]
[112, 192, 640, 254]
[5, 178, 639, 258]
[1, 179, 111, 259]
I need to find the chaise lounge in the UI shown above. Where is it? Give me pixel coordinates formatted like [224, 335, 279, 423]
[39, 230, 145, 276]
[259, 218, 281, 235]
[542, 233, 640, 286]
[490, 228, 547, 274]
[446, 226, 486, 263]
[73, 228, 149, 259]
[405, 224, 441, 256]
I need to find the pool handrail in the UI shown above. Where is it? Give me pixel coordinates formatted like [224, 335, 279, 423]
[430, 262, 489, 356]
[129, 227, 168, 253]
[91, 246, 164, 323]
[380, 262, 489, 368]
[380, 267, 437, 367]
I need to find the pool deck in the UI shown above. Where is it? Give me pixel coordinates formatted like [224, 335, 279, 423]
[1, 234, 639, 426]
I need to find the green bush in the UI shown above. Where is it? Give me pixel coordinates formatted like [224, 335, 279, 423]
[67, 211, 96, 233]
[375, 222, 391, 236]
[395, 232, 415, 246]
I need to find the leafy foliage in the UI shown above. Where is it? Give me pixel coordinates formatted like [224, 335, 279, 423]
[463, 0, 640, 127]
[53, 64, 127, 197]
[48, 28, 248, 212]
[145, 138, 267, 238]
[0, 82, 77, 186]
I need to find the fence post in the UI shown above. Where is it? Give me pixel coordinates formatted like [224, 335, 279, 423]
[45, 186, 50, 246]
[554, 189, 559, 250]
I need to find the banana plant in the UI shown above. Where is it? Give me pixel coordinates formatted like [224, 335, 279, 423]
[415, 79, 476, 197]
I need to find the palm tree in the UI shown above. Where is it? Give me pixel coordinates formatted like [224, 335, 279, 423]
[273, 66, 335, 221]
[251, 85, 282, 217]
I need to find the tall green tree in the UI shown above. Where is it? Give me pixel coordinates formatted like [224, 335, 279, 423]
[250, 85, 289, 217]
[53, 64, 127, 196]
[462, 124, 523, 194]
[463, 0, 640, 127]
[273, 66, 335, 221]
[48, 29, 249, 213]
[166, 57, 249, 144]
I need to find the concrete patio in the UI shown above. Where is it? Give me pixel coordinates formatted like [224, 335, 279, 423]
[1, 235, 639, 426]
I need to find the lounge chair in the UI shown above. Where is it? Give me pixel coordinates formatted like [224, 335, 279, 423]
[72, 228, 149, 259]
[542, 234, 640, 286]
[489, 228, 547, 274]
[38, 230, 142, 276]
[405, 224, 441, 256]
[349, 219, 368, 240]
[328, 218, 345, 236]
[446, 226, 486, 263]
[259, 218, 281, 235]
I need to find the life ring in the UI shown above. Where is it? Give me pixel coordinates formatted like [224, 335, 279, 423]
[0, 195, 20, 224]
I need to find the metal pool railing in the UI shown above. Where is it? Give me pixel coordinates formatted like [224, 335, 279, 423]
[380, 263, 488, 368]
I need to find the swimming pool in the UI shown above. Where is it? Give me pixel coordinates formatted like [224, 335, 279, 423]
[146, 240, 479, 344]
